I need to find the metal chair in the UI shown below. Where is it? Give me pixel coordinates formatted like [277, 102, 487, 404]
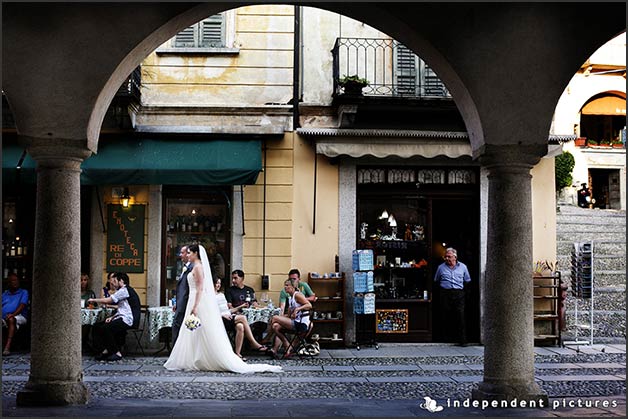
[126, 305, 149, 356]
[280, 312, 314, 359]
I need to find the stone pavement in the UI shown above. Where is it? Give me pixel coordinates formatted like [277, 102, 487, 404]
[2, 343, 625, 417]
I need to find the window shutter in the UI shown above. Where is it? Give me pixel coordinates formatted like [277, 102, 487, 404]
[200, 15, 224, 47]
[424, 64, 448, 96]
[174, 26, 196, 48]
[394, 43, 417, 96]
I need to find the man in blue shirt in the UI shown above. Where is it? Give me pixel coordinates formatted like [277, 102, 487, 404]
[2, 273, 29, 355]
[434, 247, 471, 346]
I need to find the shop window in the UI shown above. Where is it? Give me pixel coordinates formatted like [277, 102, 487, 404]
[358, 168, 386, 184]
[417, 169, 445, 184]
[448, 169, 476, 184]
[387, 169, 416, 184]
[163, 191, 230, 305]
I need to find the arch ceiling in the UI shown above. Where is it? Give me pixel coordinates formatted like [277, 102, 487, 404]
[2, 2, 625, 154]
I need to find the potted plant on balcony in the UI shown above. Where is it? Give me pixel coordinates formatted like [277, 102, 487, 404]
[574, 137, 587, 147]
[338, 74, 369, 96]
[611, 139, 624, 148]
[599, 139, 611, 147]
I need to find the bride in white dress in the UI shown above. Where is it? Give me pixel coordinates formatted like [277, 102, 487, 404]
[164, 244, 281, 373]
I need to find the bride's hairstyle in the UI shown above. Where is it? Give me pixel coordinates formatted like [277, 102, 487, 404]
[188, 244, 199, 256]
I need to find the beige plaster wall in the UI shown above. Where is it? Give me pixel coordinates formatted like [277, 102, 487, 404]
[531, 158, 558, 266]
[291, 133, 339, 279]
[301, 7, 387, 105]
[141, 5, 295, 107]
[239, 132, 339, 303]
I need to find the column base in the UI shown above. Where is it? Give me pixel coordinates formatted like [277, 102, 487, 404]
[17, 381, 89, 406]
[472, 381, 549, 407]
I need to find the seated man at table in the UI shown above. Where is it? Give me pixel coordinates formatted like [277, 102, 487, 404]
[88, 272, 141, 361]
[214, 277, 268, 361]
[225, 269, 259, 311]
[2, 273, 29, 356]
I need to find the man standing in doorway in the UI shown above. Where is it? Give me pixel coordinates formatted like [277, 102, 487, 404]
[172, 245, 192, 346]
[434, 247, 471, 346]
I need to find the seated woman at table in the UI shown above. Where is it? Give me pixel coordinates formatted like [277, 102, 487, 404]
[214, 277, 269, 361]
[80, 273, 97, 351]
[81, 273, 97, 307]
[268, 278, 312, 359]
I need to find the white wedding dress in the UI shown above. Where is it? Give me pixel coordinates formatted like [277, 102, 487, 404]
[164, 246, 281, 373]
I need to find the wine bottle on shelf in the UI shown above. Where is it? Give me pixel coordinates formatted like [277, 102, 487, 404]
[16, 239, 23, 256]
[10, 241, 16, 257]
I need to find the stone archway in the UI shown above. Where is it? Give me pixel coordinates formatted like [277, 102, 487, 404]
[2, 1, 625, 406]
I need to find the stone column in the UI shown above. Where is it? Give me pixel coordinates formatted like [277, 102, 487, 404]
[17, 139, 91, 406]
[472, 145, 548, 404]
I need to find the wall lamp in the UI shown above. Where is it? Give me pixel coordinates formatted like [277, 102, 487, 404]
[120, 187, 131, 208]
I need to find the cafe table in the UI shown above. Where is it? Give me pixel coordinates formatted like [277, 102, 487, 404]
[80, 307, 116, 326]
[147, 306, 175, 354]
[241, 306, 282, 324]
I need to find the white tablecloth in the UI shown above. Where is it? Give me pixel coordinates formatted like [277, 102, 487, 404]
[241, 307, 281, 324]
[147, 306, 175, 341]
[81, 308, 115, 326]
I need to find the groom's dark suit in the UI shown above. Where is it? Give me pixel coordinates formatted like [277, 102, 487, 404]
[171, 261, 193, 346]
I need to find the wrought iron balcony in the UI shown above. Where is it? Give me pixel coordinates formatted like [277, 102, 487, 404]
[116, 66, 142, 102]
[332, 37, 451, 98]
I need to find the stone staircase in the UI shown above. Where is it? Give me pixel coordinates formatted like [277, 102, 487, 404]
[556, 204, 626, 344]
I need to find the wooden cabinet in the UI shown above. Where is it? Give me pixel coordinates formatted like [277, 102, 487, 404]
[533, 272, 562, 346]
[373, 267, 432, 342]
[308, 274, 345, 346]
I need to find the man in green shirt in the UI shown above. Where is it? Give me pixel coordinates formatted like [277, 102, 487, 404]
[278, 268, 317, 313]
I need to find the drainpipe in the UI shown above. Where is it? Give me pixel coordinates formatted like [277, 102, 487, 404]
[292, 5, 301, 130]
[262, 140, 267, 278]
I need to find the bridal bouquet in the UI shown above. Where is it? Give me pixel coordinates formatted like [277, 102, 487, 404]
[184, 313, 202, 331]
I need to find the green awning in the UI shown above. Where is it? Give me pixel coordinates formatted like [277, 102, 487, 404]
[3, 138, 262, 186]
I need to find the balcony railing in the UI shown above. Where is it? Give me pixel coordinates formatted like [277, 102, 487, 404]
[332, 37, 451, 98]
[116, 66, 142, 102]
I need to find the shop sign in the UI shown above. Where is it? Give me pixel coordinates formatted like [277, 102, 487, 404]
[106, 204, 145, 273]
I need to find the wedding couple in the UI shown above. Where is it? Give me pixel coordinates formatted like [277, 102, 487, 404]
[164, 244, 281, 373]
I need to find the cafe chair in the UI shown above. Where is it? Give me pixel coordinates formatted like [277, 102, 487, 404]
[281, 312, 314, 359]
[127, 305, 149, 356]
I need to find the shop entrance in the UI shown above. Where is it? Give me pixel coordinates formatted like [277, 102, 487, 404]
[589, 168, 621, 209]
[356, 166, 480, 343]
[430, 198, 480, 344]
[161, 186, 232, 306]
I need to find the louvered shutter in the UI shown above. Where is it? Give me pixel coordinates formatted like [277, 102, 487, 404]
[200, 15, 224, 47]
[173, 14, 224, 48]
[174, 26, 196, 48]
[394, 43, 417, 96]
[424, 64, 448, 96]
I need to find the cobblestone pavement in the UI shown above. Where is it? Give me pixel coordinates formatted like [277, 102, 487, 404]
[2, 343, 625, 417]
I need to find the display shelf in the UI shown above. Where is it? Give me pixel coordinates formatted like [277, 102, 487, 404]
[533, 273, 562, 346]
[308, 273, 345, 347]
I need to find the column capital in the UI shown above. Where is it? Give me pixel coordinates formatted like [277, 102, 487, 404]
[19, 136, 92, 168]
[476, 144, 547, 172]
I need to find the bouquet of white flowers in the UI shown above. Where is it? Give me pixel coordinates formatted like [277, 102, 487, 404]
[184, 313, 201, 331]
